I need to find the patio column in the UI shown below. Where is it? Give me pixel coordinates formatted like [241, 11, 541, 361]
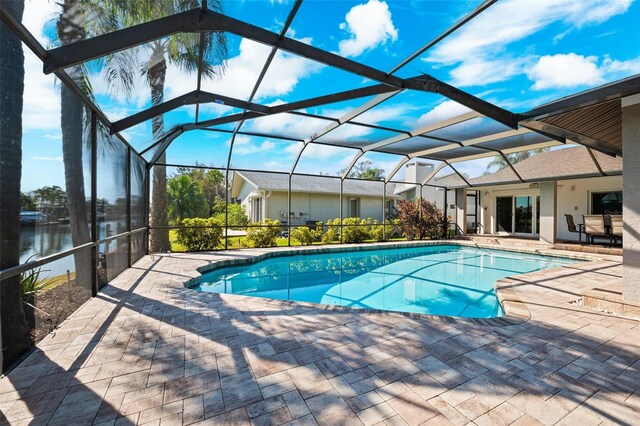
[622, 96, 640, 303]
[539, 181, 557, 244]
[455, 188, 466, 235]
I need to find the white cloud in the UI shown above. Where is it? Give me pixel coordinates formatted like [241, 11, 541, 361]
[449, 57, 530, 88]
[527, 53, 603, 89]
[234, 140, 276, 155]
[423, 0, 633, 87]
[527, 53, 640, 90]
[416, 100, 472, 127]
[23, 0, 61, 45]
[22, 48, 61, 131]
[338, 0, 398, 57]
[603, 56, 640, 74]
[246, 112, 328, 139]
[31, 156, 63, 162]
[91, 35, 322, 118]
[320, 104, 413, 127]
[42, 132, 62, 140]
[428, 0, 632, 65]
[202, 38, 323, 103]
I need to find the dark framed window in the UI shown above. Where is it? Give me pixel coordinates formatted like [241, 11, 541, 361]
[591, 191, 622, 215]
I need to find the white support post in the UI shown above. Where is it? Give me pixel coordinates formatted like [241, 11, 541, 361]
[539, 181, 557, 244]
[622, 97, 640, 303]
[455, 188, 466, 236]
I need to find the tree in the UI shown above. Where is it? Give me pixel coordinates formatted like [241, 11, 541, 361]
[0, 0, 32, 371]
[89, 1, 227, 252]
[211, 201, 249, 228]
[485, 148, 550, 173]
[176, 162, 225, 214]
[167, 175, 208, 223]
[338, 160, 384, 180]
[31, 186, 67, 220]
[21, 192, 37, 210]
[57, 0, 93, 302]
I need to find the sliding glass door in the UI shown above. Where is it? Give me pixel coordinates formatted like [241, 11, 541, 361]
[496, 195, 539, 236]
[515, 196, 533, 234]
[496, 197, 513, 233]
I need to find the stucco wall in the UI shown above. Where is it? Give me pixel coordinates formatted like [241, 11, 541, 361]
[555, 175, 622, 241]
[237, 181, 259, 221]
[261, 191, 386, 225]
[478, 175, 622, 241]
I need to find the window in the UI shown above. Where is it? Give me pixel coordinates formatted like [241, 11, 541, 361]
[349, 198, 360, 218]
[385, 200, 396, 220]
[591, 191, 622, 215]
[251, 197, 262, 222]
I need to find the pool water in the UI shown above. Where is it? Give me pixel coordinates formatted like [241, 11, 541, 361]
[193, 245, 578, 318]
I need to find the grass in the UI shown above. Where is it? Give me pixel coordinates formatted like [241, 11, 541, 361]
[169, 230, 187, 252]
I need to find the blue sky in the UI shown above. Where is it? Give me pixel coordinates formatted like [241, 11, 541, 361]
[19, 0, 640, 195]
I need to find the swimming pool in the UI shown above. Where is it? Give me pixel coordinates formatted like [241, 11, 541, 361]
[192, 245, 578, 318]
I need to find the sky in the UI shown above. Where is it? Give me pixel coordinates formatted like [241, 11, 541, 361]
[18, 0, 640, 195]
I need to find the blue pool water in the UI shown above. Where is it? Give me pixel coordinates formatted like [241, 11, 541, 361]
[193, 245, 578, 318]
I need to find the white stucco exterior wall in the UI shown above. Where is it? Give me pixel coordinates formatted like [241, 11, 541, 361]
[477, 175, 622, 240]
[622, 100, 640, 303]
[260, 191, 387, 225]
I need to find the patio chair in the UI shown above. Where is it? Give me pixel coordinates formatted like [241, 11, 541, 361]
[583, 214, 608, 245]
[609, 215, 623, 246]
[564, 214, 584, 244]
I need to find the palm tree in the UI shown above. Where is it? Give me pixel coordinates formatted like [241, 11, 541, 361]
[89, 1, 227, 252]
[57, 0, 93, 295]
[485, 148, 550, 173]
[0, 0, 32, 371]
[167, 175, 208, 222]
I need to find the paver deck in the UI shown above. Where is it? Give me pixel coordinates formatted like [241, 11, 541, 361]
[1, 241, 638, 425]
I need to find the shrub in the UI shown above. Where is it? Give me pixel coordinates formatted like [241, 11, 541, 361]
[211, 201, 249, 230]
[396, 199, 445, 240]
[245, 219, 281, 247]
[291, 226, 314, 245]
[20, 262, 53, 302]
[291, 221, 324, 245]
[341, 217, 370, 243]
[386, 219, 402, 239]
[175, 217, 223, 251]
[370, 220, 385, 242]
[322, 218, 340, 244]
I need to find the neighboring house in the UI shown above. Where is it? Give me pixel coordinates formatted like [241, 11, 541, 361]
[462, 147, 622, 242]
[230, 171, 400, 226]
[393, 161, 457, 222]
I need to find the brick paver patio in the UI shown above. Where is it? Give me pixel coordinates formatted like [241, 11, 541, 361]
[1, 242, 638, 425]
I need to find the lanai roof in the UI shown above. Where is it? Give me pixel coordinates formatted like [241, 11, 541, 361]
[5, 0, 639, 189]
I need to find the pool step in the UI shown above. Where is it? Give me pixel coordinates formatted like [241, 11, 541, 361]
[455, 235, 552, 248]
[456, 235, 623, 256]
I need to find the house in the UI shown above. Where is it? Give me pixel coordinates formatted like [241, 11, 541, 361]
[393, 161, 459, 223]
[230, 171, 400, 225]
[456, 146, 622, 242]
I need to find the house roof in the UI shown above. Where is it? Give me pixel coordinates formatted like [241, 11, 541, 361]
[232, 171, 398, 198]
[468, 146, 622, 187]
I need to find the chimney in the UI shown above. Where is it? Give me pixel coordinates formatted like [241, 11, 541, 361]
[405, 161, 434, 184]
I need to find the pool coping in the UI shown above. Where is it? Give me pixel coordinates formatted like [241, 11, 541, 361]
[177, 240, 619, 327]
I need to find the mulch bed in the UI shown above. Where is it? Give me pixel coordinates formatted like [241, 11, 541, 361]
[31, 279, 93, 342]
